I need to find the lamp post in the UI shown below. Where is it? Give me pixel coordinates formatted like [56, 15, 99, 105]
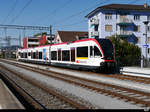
[143, 21, 149, 67]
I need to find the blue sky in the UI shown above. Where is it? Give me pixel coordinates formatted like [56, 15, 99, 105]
[0, 0, 149, 46]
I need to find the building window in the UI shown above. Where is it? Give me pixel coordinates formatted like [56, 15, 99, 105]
[148, 48, 150, 54]
[134, 25, 140, 32]
[105, 25, 112, 32]
[105, 13, 112, 20]
[94, 24, 99, 31]
[148, 26, 150, 32]
[148, 37, 150, 43]
[134, 15, 140, 20]
[137, 37, 141, 44]
[148, 15, 150, 21]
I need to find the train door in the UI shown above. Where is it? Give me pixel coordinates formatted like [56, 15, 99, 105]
[36, 50, 39, 59]
[71, 47, 75, 62]
[58, 49, 61, 61]
[49, 47, 51, 64]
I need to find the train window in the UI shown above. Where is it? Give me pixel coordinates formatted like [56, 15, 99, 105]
[25, 52, 27, 58]
[39, 52, 42, 59]
[28, 52, 31, 56]
[36, 51, 39, 59]
[21, 53, 23, 58]
[77, 46, 88, 57]
[19, 52, 20, 57]
[23, 53, 25, 58]
[62, 50, 70, 61]
[51, 51, 57, 60]
[31, 52, 33, 59]
[33, 52, 36, 59]
[94, 46, 102, 57]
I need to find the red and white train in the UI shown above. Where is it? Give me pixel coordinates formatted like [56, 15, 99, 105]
[17, 38, 115, 72]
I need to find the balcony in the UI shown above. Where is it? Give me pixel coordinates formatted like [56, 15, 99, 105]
[117, 18, 133, 26]
[117, 30, 132, 37]
[28, 42, 39, 45]
[90, 19, 99, 25]
[91, 31, 99, 37]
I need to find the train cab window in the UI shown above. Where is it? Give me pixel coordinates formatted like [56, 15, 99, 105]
[62, 50, 70, 61]
[39, 52, 42, 59]
[94, 46, 102, 57]
[51, 51, 57, 60]
[77, 46, 88, 57]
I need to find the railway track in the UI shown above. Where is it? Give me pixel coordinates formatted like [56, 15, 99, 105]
[1, 59, 150, 108]
[4, 59, 150, 85]
[0, 69, 46, 109]
[7, 59, 150, 85]
[0, 62, 89, 109]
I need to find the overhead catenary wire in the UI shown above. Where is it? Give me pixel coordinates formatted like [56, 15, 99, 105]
[10, 0, 32, 24]
[54, 20, 87, 28]
[53, 0, 111, 26]
[2, 0, 18, 24]
[53, 0, 145, 29]
[31, 0, 73, 25]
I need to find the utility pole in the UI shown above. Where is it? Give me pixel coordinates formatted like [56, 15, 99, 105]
[143, 21, 149, 67]
[50, 25, 52, 44]
[49, 25, 52, 65]
[19, 32, 21, 47]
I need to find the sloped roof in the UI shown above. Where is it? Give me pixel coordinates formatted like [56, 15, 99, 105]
[57, 31, 88, 42]
[85, 4, 150, 18]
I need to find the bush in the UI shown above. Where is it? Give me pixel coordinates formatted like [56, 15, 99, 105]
[109, 35, 141, 66]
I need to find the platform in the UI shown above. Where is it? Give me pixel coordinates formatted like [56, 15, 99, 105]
[0, 79, 24, 109]
[121, 66, 150, 78]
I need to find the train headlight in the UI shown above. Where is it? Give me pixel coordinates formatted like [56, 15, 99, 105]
[100, 62, 105, 66]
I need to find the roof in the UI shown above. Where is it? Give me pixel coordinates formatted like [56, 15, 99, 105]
[57, 31, 88, 42]
[85, 4, 150, 18]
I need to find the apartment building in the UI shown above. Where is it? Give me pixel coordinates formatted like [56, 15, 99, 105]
[23, 34, 55, 48]
[86, 3, 150, 59]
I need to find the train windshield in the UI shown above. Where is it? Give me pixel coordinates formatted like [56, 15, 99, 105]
[96, 39, 114, 58]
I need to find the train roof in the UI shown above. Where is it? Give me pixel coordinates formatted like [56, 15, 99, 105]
[19, 38, 111, 50]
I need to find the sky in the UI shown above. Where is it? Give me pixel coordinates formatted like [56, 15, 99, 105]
[0, 0, 149, 46]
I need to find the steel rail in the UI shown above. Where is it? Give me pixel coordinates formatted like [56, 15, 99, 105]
[1, 59, 150, 107]
[0, 62, 88, 109]
[0, 67, 46, 109]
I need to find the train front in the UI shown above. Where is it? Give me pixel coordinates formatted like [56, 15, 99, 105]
[97, 39, 115, 72]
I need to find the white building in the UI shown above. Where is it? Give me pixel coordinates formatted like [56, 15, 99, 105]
[85, 3, 150, 61]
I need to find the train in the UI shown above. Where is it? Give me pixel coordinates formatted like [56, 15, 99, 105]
[17, 38, 115, 72]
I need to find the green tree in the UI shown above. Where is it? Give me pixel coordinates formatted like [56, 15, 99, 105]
[109, 35, 141, 66]
[45, 40, 49, 45]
